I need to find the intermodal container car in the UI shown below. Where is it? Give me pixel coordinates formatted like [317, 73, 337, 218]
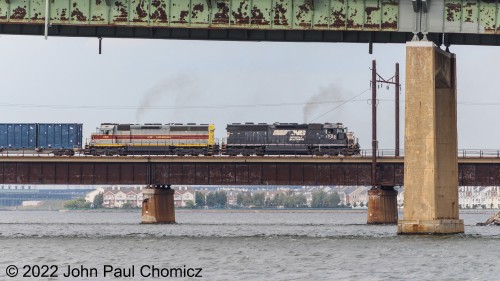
[0, 123, 83, 154]
[37, 123, 83, 149]
[0, 123, 37, 149]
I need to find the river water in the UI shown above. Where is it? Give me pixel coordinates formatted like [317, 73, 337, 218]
[0, 210, 498, 281]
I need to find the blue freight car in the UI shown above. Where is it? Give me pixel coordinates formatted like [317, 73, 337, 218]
[0, 123, 83, 155]
[37, 123, 83, 150]
[0, 123, 37, 149]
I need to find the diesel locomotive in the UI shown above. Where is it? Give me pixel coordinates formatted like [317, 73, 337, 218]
[84, 123, 217, 156]
[225, 122, 360, 156]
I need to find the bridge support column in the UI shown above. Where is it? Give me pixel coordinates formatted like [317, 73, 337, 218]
[397, 41, 464, 234]
[142, 187, 175, 224]
[367, 187, 398, 224]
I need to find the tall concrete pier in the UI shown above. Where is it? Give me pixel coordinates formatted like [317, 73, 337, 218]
[398, 41, 464, 234]
[142, 187, 176, 224]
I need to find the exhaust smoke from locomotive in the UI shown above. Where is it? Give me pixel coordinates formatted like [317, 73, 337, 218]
[302, 84, 345, 123]
[136, 74, 199, 122]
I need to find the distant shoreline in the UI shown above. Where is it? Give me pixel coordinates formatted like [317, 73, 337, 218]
[0, 207, 498, 214]
[177, 208, 367, 213]
[176, 208, 499, 214]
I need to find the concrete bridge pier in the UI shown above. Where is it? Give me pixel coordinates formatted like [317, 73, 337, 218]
[142, 185, 176, 224]
[397, 41, 464, 234]
[367, 187, 398, 224]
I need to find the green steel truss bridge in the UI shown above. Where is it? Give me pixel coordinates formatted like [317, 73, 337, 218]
[1, 0, 500, 46]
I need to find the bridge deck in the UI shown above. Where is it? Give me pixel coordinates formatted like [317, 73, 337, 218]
[0, 156, 497, 186]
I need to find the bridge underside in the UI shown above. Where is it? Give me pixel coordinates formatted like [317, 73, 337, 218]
[2, 0, 500, 46]
[3, 24, 500, 46]
[0, 161, 497, 186]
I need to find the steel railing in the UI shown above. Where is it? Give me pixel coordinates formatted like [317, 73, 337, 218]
[2, 148, 500, 158]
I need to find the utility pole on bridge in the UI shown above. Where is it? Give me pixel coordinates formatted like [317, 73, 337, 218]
[367, 60, 399, 225]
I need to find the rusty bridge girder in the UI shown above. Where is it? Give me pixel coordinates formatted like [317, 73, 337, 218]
[1, 1, 500, 46]
[0, 161, 402, 186]
[0, 157, 498, 186]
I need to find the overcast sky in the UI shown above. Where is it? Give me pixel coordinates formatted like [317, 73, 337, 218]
[0, 35, 498, 151]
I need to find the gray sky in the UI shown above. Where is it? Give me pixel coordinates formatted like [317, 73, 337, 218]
[0, 35, 498, 151]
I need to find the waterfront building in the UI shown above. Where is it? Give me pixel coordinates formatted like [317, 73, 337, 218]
[174, 188, 195, 207]
[101, 186, 143, 208]
[459, 186, 500, 209]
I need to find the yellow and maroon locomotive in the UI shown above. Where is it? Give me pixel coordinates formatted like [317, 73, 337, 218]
[85, 123, 217, 156]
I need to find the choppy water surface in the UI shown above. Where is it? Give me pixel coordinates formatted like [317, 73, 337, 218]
[0, 210, 498, 281]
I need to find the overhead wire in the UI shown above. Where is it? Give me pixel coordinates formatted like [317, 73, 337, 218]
[0, 98, 376, 110]
[309, 88, 372, 122]
[0, 98, 493, 111]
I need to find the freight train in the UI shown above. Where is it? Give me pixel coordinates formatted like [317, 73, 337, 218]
[0, 122, 360, 156]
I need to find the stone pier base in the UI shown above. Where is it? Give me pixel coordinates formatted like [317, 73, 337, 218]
[142, 188, 175, 224]
[367, 188, 398, 224]
[398, 219, 464, 235]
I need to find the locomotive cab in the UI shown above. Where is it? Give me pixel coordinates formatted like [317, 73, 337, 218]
[98, 124, 116, 135]
[88, 124, 117, 146]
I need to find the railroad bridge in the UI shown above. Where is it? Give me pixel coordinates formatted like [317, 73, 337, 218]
[0, 156, 499, 187]
[3, 0, 500, 233]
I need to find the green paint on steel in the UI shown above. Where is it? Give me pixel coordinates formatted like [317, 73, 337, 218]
[478, 0, 496, 33]
[381, 0, 397, 30]
[0, 0, 399, 31]
[443, 0, 500, 34]
[330, 0, 346, 28]
[0, 0, 499, 34]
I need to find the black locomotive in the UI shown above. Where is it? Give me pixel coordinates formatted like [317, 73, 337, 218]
[225, 122, 360, 156]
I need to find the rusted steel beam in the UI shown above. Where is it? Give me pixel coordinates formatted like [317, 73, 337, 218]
[1, 1, 500, 46]
[153, 162, 489, 186]
[0, 159, 498, 186]
[0, 161, 402, 186]
[0, 0, 399, 31]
